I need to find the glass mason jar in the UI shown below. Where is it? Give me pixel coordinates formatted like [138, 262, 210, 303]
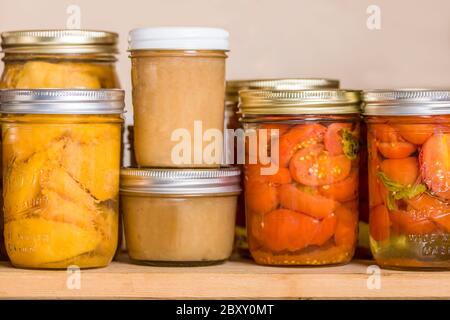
[0, 89, 124, 269]
[363, 89, 450, 269]
[0, 30, 121, 260]
[225, 78, 340, 258]
[240, 89, 361, 266]
[0, 30, 120, 89]
[129, 27, 228, 167]
[120, 167, 241, 266]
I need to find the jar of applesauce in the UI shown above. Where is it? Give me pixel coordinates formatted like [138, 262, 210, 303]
[0, 89, 124, 269]
[225, 79, 340, 258]
[240, 89, 361, 266]
[129, 27, 228, 167]
[363, 89, 450, 269]
[120, 167, 241, 266]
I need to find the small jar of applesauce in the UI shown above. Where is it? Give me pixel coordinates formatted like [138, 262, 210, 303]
[120, 167, 241, 266]
[128, 27, 229, 167]
[0, 89, 124, 269]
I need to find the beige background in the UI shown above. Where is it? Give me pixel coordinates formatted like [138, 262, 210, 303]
[1, 0, 450, 120]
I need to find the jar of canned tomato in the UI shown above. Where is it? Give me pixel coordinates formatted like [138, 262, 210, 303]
[363, 89, 450, 269]
[226, 79, 340, 258]
[240, 89, 361, 266]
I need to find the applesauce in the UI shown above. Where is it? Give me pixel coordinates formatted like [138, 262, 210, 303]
[129, 27, 229, 167]
[120, 167, 241, 266]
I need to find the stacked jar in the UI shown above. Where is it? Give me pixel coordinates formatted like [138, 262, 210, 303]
[0, 29, 121, 264]
[239, 89, 361, 266]
[122, 27, 241, 266]
[363, 89, 450, 269]
[225, 78, 343, 258]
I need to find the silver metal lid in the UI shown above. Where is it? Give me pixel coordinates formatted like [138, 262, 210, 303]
[120, 167, 241, 196]
[1, 29, 118, 54]
[226, 78, 340, 103]
[362, 89, 450, 116]
[0, 89, 125, 114]
[239, 89, 361, 116]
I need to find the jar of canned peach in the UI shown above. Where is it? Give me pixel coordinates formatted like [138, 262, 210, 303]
[225, 79, 340, 258]
[363, 89, 450, 269]
[240, 89, 361, 266]
[0, 89, 124, 269]
[0, 30, 121, 260]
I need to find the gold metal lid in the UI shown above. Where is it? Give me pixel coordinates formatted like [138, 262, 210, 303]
[226, 78, 340, 103]
[362, 89, 450, 116]
[1, 29, 118, 54]
[239, 89, 361, 116]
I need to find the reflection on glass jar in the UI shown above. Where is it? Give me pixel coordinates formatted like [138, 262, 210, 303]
[0, 89, 124, 269]
[120, 168, 241, 266]
[240, 89, 361, 266]
[363, 89, 450, 269]
[226, 79, 340, 258]
[129, 27, 229, 167]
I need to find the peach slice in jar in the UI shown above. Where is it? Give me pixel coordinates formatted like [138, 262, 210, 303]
[279, 183, 339, 219]
[420, 133, 450, 199]
[276, 124, 327, 167]
[289, 144, 352, 187]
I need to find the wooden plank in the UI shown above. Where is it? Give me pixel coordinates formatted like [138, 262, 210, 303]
[0, 255, 449, 299]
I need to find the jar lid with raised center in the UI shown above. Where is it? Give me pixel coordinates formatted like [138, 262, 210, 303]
[1, 29, 118, 55]
[120, 167, 241, 196]
[0, 89, 125, 114]
[362, 89, 450, 116]
[226, 78, 340, 103]
[239, 89, 361, 119]
[128, 27, 229, 51]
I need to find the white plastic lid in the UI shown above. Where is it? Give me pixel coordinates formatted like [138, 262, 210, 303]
[128, 27, 229, 51]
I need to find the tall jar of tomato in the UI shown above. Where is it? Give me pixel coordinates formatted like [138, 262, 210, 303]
[240, 89, 361, 266]
[363, 89, 450, 269]
[226, 79, 340, 258]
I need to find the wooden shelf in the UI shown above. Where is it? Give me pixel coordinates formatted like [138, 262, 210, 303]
[0, 254, 449, 299]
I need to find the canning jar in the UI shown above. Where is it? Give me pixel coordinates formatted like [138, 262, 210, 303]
[240, 89, 361, 266]
[1, 89, 124, 269]
[120, 167, 241, 266]
[225, 78, 340, 258]
[129, 27, 228, 167]
[0, 29, 120, 89]
[363, 89, 450, 269]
